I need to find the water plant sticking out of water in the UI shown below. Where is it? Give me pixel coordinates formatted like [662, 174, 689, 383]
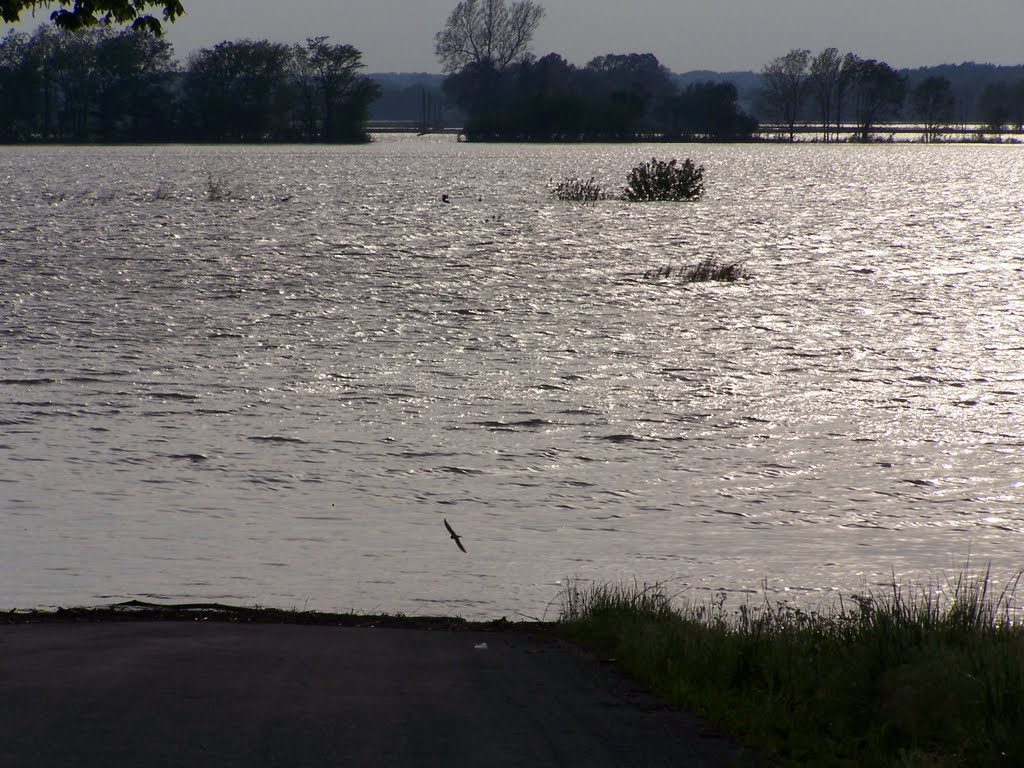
[643, 257, 751, 283]
[551, 176, 604, 202]
[206, 173, 235, 202]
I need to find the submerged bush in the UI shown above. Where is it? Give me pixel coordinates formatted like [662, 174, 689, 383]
[552, 175, 604, 202]
[206, 173, 235, 202]
[643, 257, 750, 283]
[623, 157, 705, 201]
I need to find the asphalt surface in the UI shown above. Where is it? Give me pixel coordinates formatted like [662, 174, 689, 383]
[0, 621, 750, 768]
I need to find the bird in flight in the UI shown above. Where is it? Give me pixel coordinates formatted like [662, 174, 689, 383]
[444, 518, 467, 553]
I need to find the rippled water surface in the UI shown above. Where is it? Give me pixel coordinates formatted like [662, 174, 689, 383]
[2, 137, 1023, 618]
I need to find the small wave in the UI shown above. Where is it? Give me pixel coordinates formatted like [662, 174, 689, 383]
[148, 392, 199, 401]
[437, 465, 487, 475]
[598, 433, 656, 443]
[474, 418, 556, 429]
[248, 435, 307, 444]
[167, 453, 210, 462]
[0, 378, 56, 385]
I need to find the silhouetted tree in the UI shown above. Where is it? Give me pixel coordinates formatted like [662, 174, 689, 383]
[669, 81, 757, 140]
[760, 48, 810, 140]
[46, 26, 100, 140]
[182, 39, 293, 141]
[441, 58, 502, 134]
[979, 81, 1011, 133]
[1, 0, 184, 35]
[92, 29, 176, 140]
[834, 52, 863, 137]
[434, 0, 544, 73]
[511, 53, 586, 138]
[296, 37, 379, 142]
[911, 76, 954, 142]
[1010, 80, 1024, 131]
[0, 29, 37, 139]
[808, 47, 841, 141]
[583, 52, 675, 137]
[848, 59, 905, 140]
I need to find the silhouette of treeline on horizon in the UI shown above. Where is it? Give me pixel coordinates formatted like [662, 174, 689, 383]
[442, 52, 758, 141]
[0, 26, 379, 142]
[3, 25, 1024, 143]
[752, 48, 1024, 142]
[441, 52, 1024, 142]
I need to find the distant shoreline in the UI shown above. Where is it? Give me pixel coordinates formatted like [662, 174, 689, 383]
[0, 599, 545, 631]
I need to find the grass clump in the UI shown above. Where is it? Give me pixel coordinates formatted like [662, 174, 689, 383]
[557, 567, 1024, 767]
[623, 157, 705, 201]
[644, 257, 750, 283]
[552, 175, 604, 202]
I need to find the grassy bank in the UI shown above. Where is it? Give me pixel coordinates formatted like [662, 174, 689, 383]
[555, 568, 1024, 767]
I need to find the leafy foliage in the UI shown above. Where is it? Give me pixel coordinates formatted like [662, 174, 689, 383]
[623, 157, 705, 202]
[0, 0, 184, 35]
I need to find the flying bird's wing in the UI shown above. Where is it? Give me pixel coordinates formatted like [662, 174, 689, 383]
[444, 518, 467, 553]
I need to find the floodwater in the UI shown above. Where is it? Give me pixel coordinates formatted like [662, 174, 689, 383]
[2, 136, 1023, 619]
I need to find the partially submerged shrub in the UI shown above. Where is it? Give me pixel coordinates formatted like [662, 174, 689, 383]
[206, 173, 235, 202]
[623, 157, 705, 201]
[552, 175, 604, 202]
[644, 257, 750, 283]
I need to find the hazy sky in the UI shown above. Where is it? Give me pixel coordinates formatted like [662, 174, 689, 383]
[8, 1, 1024, 72]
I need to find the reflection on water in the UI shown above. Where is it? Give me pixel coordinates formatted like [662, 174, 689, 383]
[1, 137, 1022, 618]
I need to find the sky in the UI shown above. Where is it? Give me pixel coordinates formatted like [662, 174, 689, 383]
[6, 1, 1024, 73]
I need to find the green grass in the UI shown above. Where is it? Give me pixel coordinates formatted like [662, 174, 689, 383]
[556, 568, 1024, 767]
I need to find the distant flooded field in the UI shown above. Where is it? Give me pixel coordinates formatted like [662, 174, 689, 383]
[2, 136, 1022, 618]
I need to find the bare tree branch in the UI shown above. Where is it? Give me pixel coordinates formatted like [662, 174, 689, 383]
[434, 0, 544, 73]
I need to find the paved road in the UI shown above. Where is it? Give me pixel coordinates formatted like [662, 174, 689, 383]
[0, 622, 750, 767]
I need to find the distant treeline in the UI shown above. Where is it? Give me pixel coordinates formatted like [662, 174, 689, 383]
[442, 53, 757, 141]
[0, 26, 378, 143]
[753, 49, 1024, 141]
[3, 24, 1024, 144]
[371, 63, 1024, 137]
[380, 54, 1024, 142]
